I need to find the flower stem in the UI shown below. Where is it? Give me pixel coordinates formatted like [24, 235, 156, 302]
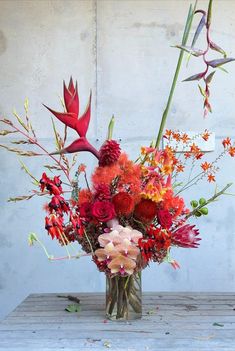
[155, 1, 197, 149]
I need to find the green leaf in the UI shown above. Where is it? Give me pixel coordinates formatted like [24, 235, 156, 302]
[198, 85, 206, 98]
[205, 71, 216, 85]
[174, 45, 204, 57]
[65, 303, 81, 313]
[13, 109, 29, 132]
[0, 130, 17, 136]
[8, 194, 34, 202]
[210, 41, 227, 58]
[19, 160, 39, 184]
[207, 58, 235, 68]
[213, 322, 224, 327]
[51, 118, 60, 150]
[24, 98, 29, 114]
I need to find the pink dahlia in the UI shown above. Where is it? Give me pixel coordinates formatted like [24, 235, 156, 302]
[99, 140, 121, 167]
[171, 224, 201, 248]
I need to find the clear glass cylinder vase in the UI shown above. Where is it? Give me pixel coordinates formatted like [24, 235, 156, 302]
[105, 272, 142, 320]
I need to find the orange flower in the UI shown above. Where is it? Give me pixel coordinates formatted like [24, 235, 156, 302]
[164, 129, 172, 139]
[228, 146, 235, 157]
[195, 152, 204, 160]
[108, 255, 136, 275]
[115, 243, 139, 260]
[190, 143, 201, 154]
[172, 132, 181, 142]
[201, 162, 212, 172]
[207, 173, 215, 182]
[181, 133, 190, 144]
[184, 152, 191, 159]
[78, 163, 86, 173]
[222, 137, 231, 148]
[176, 163, 185, 172]
[202, 130, 210, 141]
[78, 189, 92, 206]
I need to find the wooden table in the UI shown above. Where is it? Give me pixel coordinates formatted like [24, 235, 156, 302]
[0, 292, 235, 350]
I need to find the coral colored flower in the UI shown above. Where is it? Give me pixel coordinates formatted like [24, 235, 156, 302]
[222, 137, 231, 148]
[134, 199, 157, 223]
[207, 173, 215, 182]
[171, 260, 180, 269]
[171, 224, 201, 248]
[228, 146, 235, 157]
[78, 164, 86, 173]
[201, 161, 212, 171]
[112, 192, 134, 216]
[78, 189, 92, 206]
[92, 201, 116, 222]
[108, 255, 136, 275]
[157, 209, 173, 229]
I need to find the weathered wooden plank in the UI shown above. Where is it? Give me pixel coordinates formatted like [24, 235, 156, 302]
[0, 336, 234, 349]
[1, 293, 235, 350]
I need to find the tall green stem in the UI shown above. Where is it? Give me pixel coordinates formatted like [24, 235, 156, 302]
[155, 1, 198, 149]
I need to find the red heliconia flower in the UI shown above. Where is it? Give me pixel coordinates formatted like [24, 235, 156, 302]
[43, 78, 99, 159]
[171, 224, 201, 248]
[40, 172, 62, 196]
[99, 140, 121, 167]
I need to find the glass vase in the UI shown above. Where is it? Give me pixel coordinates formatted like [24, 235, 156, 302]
[105, 272, 142, 320]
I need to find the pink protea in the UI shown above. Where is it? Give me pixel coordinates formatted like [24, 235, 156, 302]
[171, 224, 201, 248]
[99, 140, 121, 167]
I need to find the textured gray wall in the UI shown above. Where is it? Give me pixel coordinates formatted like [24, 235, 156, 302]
[0, 0, 235, 320]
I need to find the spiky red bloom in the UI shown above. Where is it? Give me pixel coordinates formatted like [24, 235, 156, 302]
[94, 184, 111, 201]
[99, 140, 121, 167]
[134, 199, 157, 223]
[171, 224, 201, 248]
[112, 192, 135, 216]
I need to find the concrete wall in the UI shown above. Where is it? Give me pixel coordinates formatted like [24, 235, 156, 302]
[0, 0, 235, 320]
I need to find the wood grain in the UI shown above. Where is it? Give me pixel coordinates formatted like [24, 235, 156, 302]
[0, 292, 235, 350]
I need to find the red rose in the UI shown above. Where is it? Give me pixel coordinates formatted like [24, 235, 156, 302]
[134, 199, 157, 223]
[112, 192, 134, 216]
[92, 201, 116, 222]
[157, 209, 173, 229]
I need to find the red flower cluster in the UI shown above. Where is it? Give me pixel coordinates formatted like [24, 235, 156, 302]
[171, 224, 201, 248]
[99, 140, 121, 167]
[40, 173, 84, 242]
[139, 226, 171, 263]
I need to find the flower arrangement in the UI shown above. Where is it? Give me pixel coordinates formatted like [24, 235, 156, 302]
[0, 0, 234, 320]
